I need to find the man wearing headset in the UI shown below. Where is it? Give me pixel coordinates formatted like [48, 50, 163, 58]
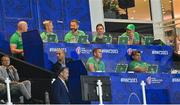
[64, 19, 86, 43]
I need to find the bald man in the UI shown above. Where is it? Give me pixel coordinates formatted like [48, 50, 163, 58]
[10, 21, 28, 60]
[52, 49, 73, 77]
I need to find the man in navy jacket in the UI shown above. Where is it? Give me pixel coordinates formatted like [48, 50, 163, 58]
[50, 67, 70, 104]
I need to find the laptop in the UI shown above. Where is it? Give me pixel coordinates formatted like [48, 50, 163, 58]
[118, 36, 129, 44]
[142, 36, 154, 45]
[103, 36, 112, 44]
[115, 64, 128, 73]
[47, 34, 56, 42]
[148, 64, 158, 73]
[78, 35, 88, 44]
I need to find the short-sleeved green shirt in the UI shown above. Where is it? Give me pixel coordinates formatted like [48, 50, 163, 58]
[86, 57, 105, 72]
[128, 61, 150, 72]
[64, 30, 86, 43]
[40, 32, 58, 43]
[121, 32, 140, 44]
[10, 31, 23, 50]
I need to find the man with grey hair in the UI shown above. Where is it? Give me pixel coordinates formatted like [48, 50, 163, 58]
[10, 21, 28, 60]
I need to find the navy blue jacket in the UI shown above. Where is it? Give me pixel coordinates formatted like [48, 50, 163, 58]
[50, 78, 70, 104]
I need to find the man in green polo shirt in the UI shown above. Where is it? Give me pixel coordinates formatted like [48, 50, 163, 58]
[86, 48, 105, 72]
[92, 23, 112, 44]
[40, 20, 58, 43]
[64, 19, 87, 43]
[128, 50, 150, 73]
[121, 24, 140, 45]
[10, 21, 28, 60]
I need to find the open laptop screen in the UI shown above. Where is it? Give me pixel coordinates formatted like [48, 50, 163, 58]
[78, 35, 88, 44]
[47, 35, 56, 42]
[118, 36, 129, 44]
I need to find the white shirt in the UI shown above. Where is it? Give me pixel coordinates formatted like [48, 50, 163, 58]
[59, 77, 69, 92]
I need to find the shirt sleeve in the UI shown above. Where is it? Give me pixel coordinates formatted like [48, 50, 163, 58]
[64, 32, 71, 42]
[10, 35, 17, 45]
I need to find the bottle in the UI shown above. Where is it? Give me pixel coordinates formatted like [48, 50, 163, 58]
[45, 91, 50, 104]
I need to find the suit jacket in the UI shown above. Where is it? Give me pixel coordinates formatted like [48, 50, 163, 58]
[50, 78, 70, 104]
[0, 65, 19, 93]
[0, 65, 19, 83]
[52, 58, 73, 76]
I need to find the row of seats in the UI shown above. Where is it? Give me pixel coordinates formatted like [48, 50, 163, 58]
[55, 34, 154, 45]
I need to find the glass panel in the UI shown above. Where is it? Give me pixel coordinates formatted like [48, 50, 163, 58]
[127, 0, 151, 20]
[174, 0, 180, 28]
[103, 0, 151, 21]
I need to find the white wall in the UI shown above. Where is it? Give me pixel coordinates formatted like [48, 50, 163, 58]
[150, 0, 165, 42]
[89, 0, 105, 32]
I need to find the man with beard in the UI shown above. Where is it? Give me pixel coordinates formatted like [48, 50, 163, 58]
[64, 19, 87, 43]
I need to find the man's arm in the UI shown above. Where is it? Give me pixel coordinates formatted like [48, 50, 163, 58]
[10, 44, 23, 54]
[0, 68, 7, 83]
[134, 66, 148, 73]
[88, 63, 95, 72]
[9, 65, 20, 81]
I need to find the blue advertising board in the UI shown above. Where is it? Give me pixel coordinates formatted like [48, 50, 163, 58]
[43, 43, 173, 73]
[88, 72, 180, 104]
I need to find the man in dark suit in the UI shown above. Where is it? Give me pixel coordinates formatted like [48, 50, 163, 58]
[50, 67, 70, 104]
[52, 49, 73, 77]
